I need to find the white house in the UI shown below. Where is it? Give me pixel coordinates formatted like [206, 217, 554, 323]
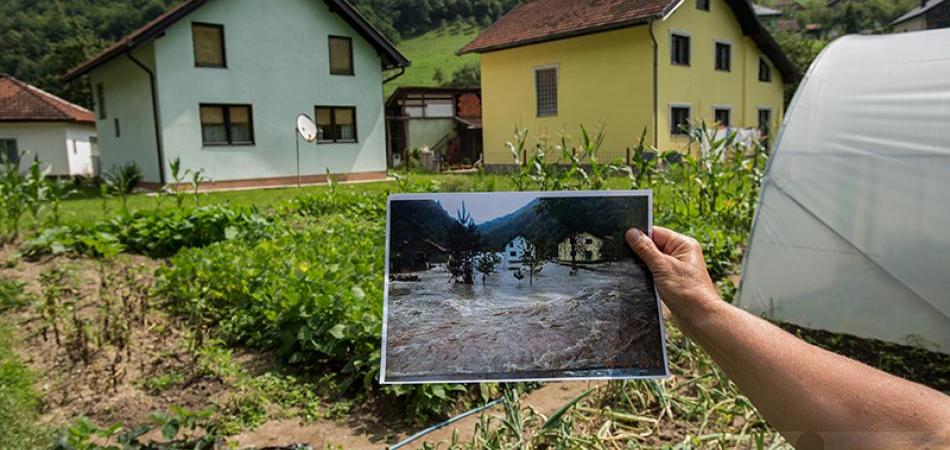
[502, 235, 528, 268]
[0, 75, 98, 176]
[62, 0, 409, 190]
[557, 232, 603, 264]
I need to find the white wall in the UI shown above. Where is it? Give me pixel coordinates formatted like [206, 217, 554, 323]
[65, 124, 98, 176]
[88, 43, 162, 183]
[152, 0, 389, 182]
[0, 122, 68, 174]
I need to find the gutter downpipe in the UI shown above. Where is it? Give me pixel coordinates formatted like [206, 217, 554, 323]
[383, 66, 406, 84]
[649, 17, 659, 148]
[126, 49, 167, 186]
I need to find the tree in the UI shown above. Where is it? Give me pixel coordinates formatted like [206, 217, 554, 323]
[432, 67, 447, 86]
[519, 239, 546, 285]
[474, 252, 501, 284]
[446, 201, 481, 284]
[447, 63, 480, 88]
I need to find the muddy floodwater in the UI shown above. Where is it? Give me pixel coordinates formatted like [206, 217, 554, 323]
[384, 259, 667, 382]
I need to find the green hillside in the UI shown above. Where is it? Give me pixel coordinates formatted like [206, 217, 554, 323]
[386, 23, 482, 96]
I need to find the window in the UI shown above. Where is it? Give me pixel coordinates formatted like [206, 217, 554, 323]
[535, 67, 558, 117]
[329, 36, 354, 75]
[315, 106, 357, 143]
[697, 0, 710, 11]
[96, 83, 106, 119]
[200, 104, 254, 145]
[671, 34, 691, 66]
[585, 238, 593, 244]
[759, 58, 772, 82]
[0, 139, 18, 165]
[758, 108, 772, 135]
[715, 42, 731, 71]
[714, 108, 731, 127]
[192, 23, 226, 67]
[670, 106, 691, 135]
[114, 118, 121, 137]
[509, 251, 517, 257]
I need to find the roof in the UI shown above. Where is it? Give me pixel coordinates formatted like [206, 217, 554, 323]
[386, 85, 480, 107]
[63, 0, 409, 81]
[892, 0, 946, 25]
[753, 4, 783, 17]
[455, 116, 482, 130]
[0, 75, 95, 124]
[459, 0, 798, 81]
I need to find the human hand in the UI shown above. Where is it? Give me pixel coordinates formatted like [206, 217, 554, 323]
[625, 227, 720, 318]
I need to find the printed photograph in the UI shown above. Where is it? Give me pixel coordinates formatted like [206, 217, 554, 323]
[382, 191, 667, 383]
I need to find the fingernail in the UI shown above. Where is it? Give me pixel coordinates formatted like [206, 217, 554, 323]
[627, 228, 644, 243]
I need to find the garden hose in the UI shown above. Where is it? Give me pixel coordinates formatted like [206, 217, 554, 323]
[388, 396, 505, 449]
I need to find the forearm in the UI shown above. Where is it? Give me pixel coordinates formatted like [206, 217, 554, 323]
[669, 293, 950, 449]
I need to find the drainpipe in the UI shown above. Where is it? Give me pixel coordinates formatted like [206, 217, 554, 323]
[126, 50, 167, 186]
[383, 66, 406, 84]
[649, 18, 659, 148]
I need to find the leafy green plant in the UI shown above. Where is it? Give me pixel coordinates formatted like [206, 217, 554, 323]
[104, 163, 142, 213]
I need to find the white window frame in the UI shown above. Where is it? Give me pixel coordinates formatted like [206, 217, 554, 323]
[669, 102, 693, 136]
[534, 64, 559, 118]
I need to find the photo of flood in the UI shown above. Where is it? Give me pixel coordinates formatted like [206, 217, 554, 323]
[381, 191, 667, 383]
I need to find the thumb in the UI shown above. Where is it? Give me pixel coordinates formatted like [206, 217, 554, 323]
[626, 228, 667, 272]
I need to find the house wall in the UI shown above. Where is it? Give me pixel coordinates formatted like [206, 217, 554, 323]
[87, 43, 162, 182]
[893, 15, 926, 32]
[408, 119, 456, 151]
[655, 0, 785, 152]
[480, 26, 655, 166]
[152, 0, 388, 183]
[0, 122, 68, 174]
[478, 0, 786, 166]
[65, 124, 98, 176]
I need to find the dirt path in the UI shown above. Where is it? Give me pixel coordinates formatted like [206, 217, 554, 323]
[232, 382, 598, 449]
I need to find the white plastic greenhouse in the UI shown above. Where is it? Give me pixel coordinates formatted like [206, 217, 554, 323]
[737, 28, 950, 353]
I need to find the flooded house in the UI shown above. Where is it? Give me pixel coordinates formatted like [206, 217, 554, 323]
[502, 235, 528, 268]
[390, 237, 448, 273]
[558, 232, 604, 264]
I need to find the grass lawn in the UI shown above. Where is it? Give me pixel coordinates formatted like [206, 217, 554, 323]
[385, 23, 482, 96]
[0, 310, 47, 449]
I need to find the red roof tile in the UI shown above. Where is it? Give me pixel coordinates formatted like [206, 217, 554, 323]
[0, 75, 95, 124]
[459, 0, 672, 54]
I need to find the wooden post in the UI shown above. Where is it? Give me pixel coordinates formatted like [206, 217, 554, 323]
[626, 146, 631, 166]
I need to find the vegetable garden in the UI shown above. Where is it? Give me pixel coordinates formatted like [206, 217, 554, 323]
[0, 129, 946, 449]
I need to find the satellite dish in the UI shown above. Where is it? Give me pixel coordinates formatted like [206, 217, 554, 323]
[296, 114, 318, 143]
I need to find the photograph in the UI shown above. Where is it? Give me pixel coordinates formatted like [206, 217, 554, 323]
[382, 191, 668, 383]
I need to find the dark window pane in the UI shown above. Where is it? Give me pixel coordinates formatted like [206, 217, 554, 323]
[228, 106, 253, 143]
[672, 34, 690, 65]
[97, 83, 106, 119]
[697, 0, 709, 10]
[758, 109, 772, 135]
[715, 108, 731, 127]
[759, 58, 772, 82]
[535, 67, 558, 117]
[715, 42, 731, 71]
[671, 107, 690, 135]
[200, 105, 228, 144]
[0, 139, 18, 166]
[193, 24, 225, 67]
[329, 36, 353, 75]
[315, 106, 358, 143]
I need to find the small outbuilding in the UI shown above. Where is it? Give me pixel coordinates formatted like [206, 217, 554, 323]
[502, 235, 528, 267]
[385, 86, 482, 170]
[737, 29, 950, 352]
[0, 75, 98, 176]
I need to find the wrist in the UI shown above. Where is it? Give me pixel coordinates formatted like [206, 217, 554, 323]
[667, 288, 728, 328]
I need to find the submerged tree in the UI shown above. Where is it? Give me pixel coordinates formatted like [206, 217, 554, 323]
[447, 201, 481, 284]
[474, 252, 501, 284]
[519, 239, 546, 285]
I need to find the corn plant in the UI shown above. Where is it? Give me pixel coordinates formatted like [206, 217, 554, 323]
[0, 153, 28, 242]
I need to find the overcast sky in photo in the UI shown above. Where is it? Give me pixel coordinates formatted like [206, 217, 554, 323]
[437, 193, 535, 224]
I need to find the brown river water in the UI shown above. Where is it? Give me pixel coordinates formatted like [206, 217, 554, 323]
[384, 259, 666, 382]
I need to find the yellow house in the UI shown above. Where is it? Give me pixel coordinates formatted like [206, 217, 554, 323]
[459, 0, 798, 167]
